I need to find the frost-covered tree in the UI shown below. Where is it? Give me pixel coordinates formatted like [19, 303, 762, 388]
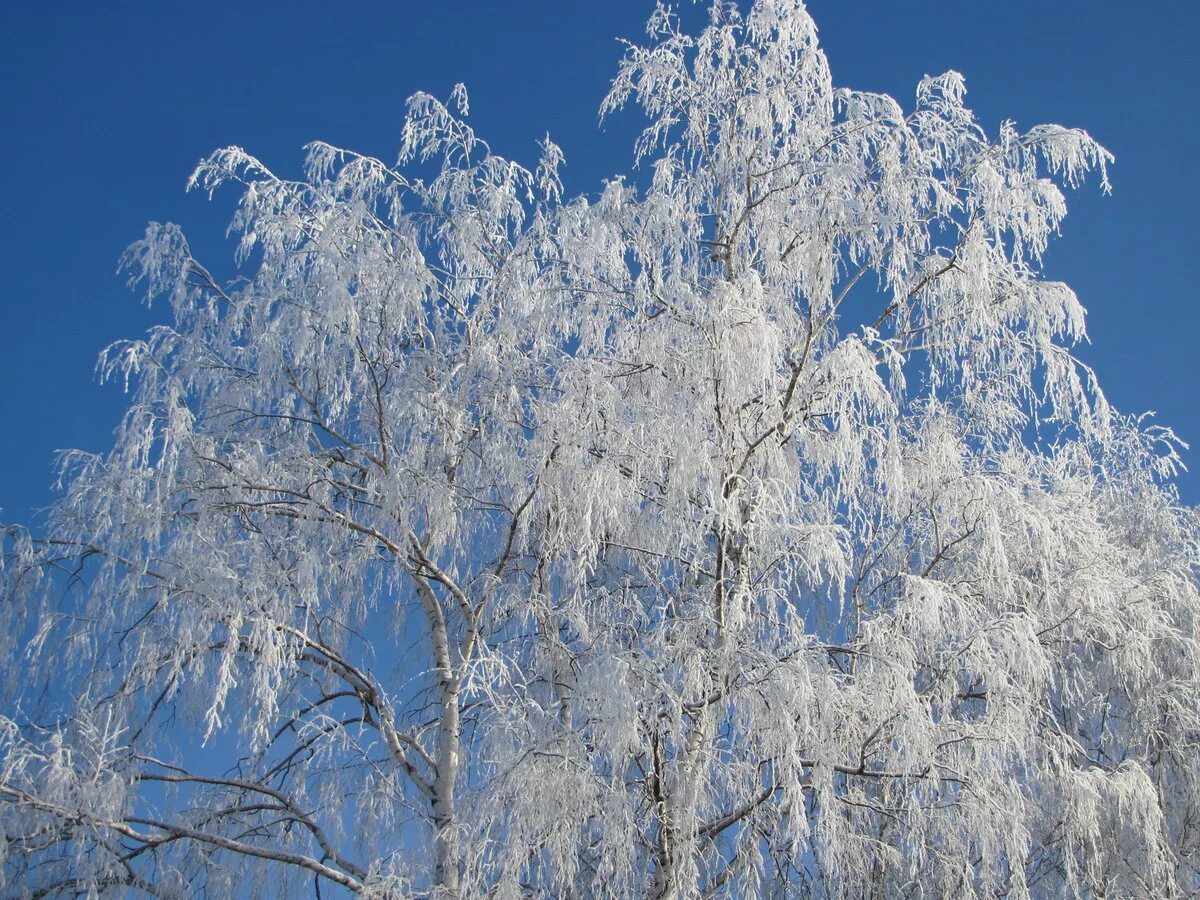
[3, 2, 1199, 897]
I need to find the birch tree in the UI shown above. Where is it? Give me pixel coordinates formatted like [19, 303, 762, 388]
[3, 1, 1198, 897]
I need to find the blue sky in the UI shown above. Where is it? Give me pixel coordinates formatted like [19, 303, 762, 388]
[2, 0, 1197, 524]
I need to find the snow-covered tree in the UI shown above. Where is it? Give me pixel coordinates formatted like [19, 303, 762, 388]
[3, 1, 1198, 896]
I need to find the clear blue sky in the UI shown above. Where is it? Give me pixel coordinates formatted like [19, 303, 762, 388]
[2, 0, 1197, 525]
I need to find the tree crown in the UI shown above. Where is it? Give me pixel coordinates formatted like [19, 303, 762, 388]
[2, 2, 1197, 897]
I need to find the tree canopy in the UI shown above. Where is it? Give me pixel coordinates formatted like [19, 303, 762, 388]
[3, 1, 1198, 896]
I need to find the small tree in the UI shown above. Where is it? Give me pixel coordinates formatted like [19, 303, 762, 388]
[3, 1, 1198, 896]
